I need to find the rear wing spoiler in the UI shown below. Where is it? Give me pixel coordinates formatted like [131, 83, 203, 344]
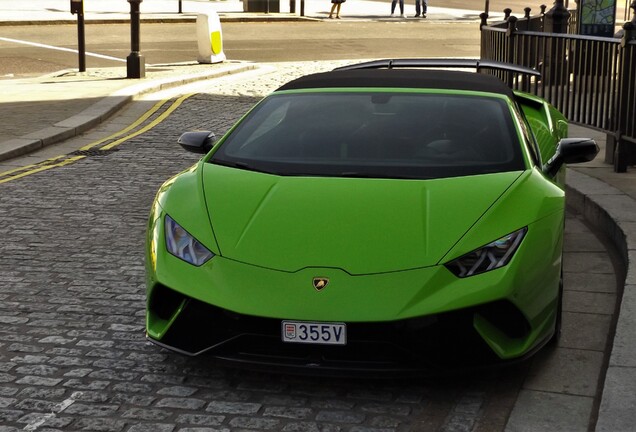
[333, 58, 541, 78]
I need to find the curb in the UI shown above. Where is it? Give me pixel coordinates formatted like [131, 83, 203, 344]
[566, 168, 636, 431]
[0, 62, 258, 162]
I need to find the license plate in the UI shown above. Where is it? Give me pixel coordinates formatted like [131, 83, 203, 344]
[281, 321, 346, 345]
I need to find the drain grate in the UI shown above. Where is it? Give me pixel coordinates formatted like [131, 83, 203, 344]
[69, 148, 119, 157]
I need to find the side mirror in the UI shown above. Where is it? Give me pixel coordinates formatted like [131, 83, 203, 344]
[543, 138, 599, 178]
[177, 131, 216, 154]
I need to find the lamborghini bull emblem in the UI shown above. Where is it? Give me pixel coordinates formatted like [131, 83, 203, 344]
[313, 277, 329, 291]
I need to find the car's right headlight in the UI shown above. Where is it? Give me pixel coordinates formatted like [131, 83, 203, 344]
[444, 227, 527, 278]
[165, 215, 214, 266]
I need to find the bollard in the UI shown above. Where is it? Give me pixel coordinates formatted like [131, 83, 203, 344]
[70, 0, 86, 72]
[127, 0, 145, 78]
[197, 12, 226, 64]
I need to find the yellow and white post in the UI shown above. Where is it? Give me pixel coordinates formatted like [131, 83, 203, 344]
[197, 12, 226, 64]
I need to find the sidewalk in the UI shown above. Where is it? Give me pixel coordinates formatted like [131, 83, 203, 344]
[0, 3, 635, 432]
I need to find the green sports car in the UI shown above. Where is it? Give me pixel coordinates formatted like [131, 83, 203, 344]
[145, 59, 598, 373]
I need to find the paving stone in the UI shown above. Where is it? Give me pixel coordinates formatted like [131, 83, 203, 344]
[206, 401, 262, 415]
[156, 397, 207, 410]
[127, 424, 175, 432]
[310, 400, 356, 410]
[360, 403, 411, 416]
[228, 417, 281, 429]
[315, 410, 366, 424]
[263, 406, 314, 419]
[175, 414, 225, 426]
[88, 369, 138, 381]
[7, 344, 44, 353]
[261, 395, 308, 407]
[14, 365, 59, 376]
[0, 409, 24, 423]
[0, 374, 16, 383]
[0, 397, 16, 408]
[111, 383, 153, 393]
[63, 403, 119, 416]
[281, 422, 342, 432]
[69, 418, 128, 432]
[13, 398, 58, 412]
[505, 390, 593, 431]
[178, 428, 231, 432]
[157, 386, 198, 397]
[14, 376, 62, 387]
[563, 251, 615, 274]
[17, 388, 66, 399]
[440, 413, 478, 432]
[608, 284, 636, 367]
[560, 311, 612, 351]
[18, 412, 73, 428]
[523, 348, 604, 397]
[62, 379, 110, 391]
[63, 368, 94, 377]
[44, 348, 83, 356]
[0, 387, 18, 397]
[10, 355, 49, 364]
[75, 391, 110, 403]
[368, 416, 402, 428]
[596, 366, 636, 432]
[563, 290, 616, 315]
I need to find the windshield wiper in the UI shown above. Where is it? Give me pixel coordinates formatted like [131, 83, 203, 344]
[212, 159, 275, 174]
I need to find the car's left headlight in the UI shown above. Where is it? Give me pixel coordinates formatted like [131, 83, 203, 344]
[165, 215, 214, 266]
[445, 227, 527, 278]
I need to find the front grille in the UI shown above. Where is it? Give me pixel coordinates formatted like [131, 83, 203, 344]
[150, 288, 527, 372]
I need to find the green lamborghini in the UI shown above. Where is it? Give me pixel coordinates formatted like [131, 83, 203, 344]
[145, 59, 598, 373]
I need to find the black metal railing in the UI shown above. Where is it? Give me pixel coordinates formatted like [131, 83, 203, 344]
[480, 1, 636, 172]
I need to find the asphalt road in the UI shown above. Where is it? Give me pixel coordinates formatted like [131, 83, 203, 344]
[0, 20, 484, 79]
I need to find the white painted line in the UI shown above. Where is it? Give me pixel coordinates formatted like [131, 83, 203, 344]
[0, 36, 125, 63]
[23, 391, 84, 431]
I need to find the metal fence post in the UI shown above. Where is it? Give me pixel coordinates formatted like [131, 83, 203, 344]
[540, 4, 547, 31]
[524, 7, 531, 30]
[544, 0, 570, 33]
[480, 12, 488, 29]
[506, 16, 518, 86]
[613, 21, 636, 171]
[504, 8, 512, 19]
[542, 1, 570, 86]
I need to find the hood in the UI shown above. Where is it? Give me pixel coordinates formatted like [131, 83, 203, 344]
[202, 164, 523, 275]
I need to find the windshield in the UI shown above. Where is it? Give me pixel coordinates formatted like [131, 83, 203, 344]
[211, 91, 525, 179]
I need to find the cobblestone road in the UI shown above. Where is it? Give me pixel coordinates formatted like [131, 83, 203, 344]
[0, 62, 618, 432]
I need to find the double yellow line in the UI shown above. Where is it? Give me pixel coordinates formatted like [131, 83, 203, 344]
[0, 93, 193, 185]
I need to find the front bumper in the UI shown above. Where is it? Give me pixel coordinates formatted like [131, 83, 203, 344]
[147, 283, 553, 375]
[146, 207, 563, 373]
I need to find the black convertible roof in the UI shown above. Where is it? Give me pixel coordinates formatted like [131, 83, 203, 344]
[276, 59, 527, 97]
[277, 69, 514, 97]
